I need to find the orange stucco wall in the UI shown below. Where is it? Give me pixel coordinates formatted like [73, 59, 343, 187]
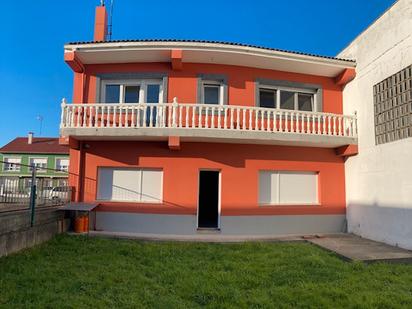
[72, 62, 343, 114]
[69, 141, 346, 216]
[68, 61, 346, 216]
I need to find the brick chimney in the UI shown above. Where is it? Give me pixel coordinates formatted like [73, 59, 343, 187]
[94, 2, 108, 41]
[28, 132, 33, 145]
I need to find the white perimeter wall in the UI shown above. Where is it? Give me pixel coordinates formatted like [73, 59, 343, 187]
[339, 0, 412, 249]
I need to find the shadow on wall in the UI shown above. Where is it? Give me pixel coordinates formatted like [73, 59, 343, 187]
[347, 202, 412, 250]
[83, 141, 342, 168]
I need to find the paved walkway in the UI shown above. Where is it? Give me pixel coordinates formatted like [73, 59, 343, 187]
[307, 234, 412, 263]
[89, 230, 303, 243]
[88, 231, 412, 263]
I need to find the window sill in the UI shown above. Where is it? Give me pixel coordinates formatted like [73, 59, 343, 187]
[259, 203, 320, 207]
[96, 199, 163, 204]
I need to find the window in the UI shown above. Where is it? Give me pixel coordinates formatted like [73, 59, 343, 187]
[374, 64, 412, 144]
[56, 158, 69, 172]
[258, 85, 317, 112]
[259, 89, 276, 108]
[200, 79, 226, 105]
[101, 80, 163, 104]
[3, 157, 21, 172]
[259, 171, 318, 205]
[97, 168, 163, 203]
[29, 158, 47, 172]
[203, 83, 221, 105]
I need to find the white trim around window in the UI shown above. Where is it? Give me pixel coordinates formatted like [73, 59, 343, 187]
[100, 79, 164, 104]
[2, 157, 21, 172]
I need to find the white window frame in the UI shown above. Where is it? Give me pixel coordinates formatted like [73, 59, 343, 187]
[200, 80, 225, 105]
[96, 167, 163, 203]
[100, 79, 164, 104]
[258, 170, 319, 206]
[2, 157, 21, 172]
[55, 157, 69, 173]
[258, 85, 317, 112]
[29, 157, 48, 173]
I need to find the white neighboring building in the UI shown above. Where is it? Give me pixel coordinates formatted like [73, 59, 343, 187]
[339, 0, 412, 249]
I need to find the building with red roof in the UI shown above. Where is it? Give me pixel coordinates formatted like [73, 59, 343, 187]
[0, 133, 69, 188]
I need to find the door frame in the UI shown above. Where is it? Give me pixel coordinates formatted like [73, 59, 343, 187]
[196, 169, 221, 230]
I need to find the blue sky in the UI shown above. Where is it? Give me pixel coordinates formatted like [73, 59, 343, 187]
[0, 0, 395, 146]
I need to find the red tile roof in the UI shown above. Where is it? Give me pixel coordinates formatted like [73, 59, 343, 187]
[0, 137, 69, 154]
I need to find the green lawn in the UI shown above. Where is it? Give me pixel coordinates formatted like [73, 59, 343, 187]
[1, 235, 412, 308]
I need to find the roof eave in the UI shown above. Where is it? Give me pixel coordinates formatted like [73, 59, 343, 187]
[64, 41, 356, 69]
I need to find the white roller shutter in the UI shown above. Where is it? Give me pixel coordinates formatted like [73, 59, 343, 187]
[97, 168, 162, 203]
[259, 171, 317, 205]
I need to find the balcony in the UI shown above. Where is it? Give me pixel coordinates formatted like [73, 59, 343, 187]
[60, 99, 357, 148]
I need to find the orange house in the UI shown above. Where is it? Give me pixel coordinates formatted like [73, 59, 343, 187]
[60, 4, 358, 235]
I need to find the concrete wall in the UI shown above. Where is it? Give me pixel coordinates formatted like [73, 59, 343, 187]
[0, 208, 68, 257]
[339, 0, 412, 249]
[96, 212, 346, 236]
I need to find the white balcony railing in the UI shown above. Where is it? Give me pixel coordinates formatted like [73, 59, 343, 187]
[60, 98, 357, 138]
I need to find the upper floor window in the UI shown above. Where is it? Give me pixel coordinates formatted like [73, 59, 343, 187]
[258, 86, 316, 112]
[198, 74, 227, 105]
[29, 158, 47, 172]
[56, 158, 69, 172]
[101, 80, 164, 104]
[3, 157, 21, 172]
[201, 80, 225, 105]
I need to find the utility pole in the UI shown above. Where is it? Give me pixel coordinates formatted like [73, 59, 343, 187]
[29, 166, 37, 227]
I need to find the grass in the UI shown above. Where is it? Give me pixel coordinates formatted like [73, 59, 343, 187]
[1, 236, 412, 308]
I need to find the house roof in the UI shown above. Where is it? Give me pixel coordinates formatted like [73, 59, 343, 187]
[0, 137, 69, 155]
[65, 39, 355, 78]
[66, 39, 355, 63]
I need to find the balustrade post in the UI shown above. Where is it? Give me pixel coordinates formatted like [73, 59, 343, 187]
[60, 98, 66, 128]
[172, 97, 178, 127]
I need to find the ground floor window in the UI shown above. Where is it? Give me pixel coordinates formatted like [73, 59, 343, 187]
[259, 171, 318, 205]
[97, 168, 163, 203]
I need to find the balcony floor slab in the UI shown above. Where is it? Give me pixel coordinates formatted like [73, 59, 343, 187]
[60, 127, 357, 148]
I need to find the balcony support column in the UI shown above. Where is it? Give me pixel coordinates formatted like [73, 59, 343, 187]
[335, 144, 358, 158]
[168, 136, 181, 151]
[171, 49, 183, 71]
[335, 68, 356, 87]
